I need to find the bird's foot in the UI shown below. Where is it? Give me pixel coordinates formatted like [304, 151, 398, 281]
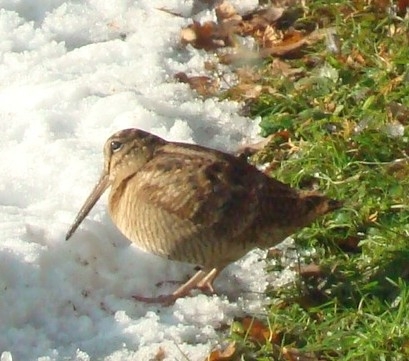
[132, 293, 179, 306]
[133, 268, 219, 306]
[155, 279, 184, 287]
[196, 268, 218, 294]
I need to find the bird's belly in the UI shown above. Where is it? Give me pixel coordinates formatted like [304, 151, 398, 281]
[110, 200, 216, 266]
[109, 199, 261, 270]
[109, 200, 285, 270]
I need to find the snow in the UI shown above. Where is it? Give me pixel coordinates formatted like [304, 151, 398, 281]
[0, 1, 297, 360]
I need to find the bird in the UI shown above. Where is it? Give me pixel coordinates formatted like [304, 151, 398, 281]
[66, 128, 342, 305]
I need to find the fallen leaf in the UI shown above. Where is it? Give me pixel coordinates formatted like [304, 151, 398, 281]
[345, 49, 367, 69]
[282, 346, 320, 361]
[215, 1, 241, 23]
[298, 263, 324, 278]
[371, 0, 393, 13]
[181, 21, 229, 50]
[174, 72, 219, 97]
[235, 67, 261, 83]
[235, 134, 276, 157]
[241, 5, 285, 31]
[269, 58, 305, 78]
[262, 25, 280, 48]
[387, 101, 409, 124]
[402, 337, 409, 354]
[266, 247, 284, 259]
[397, 0, 409, 15]
[227, 83, 263, 100]
[241, 316, 279, 343]
[260, 29, 309, 58]
[293, 290, 328, 311]
[206, 342, 236, 361]
[386, 158, 409, 178]
[218, 47, 262, 65]
[379, 74, 403, 95]
[179, 3, 321, 60]
[335, 235, 362, 252]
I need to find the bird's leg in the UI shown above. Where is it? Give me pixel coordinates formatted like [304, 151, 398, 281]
[133, 269, 206, 305]
[196, 268, 219, 294]
[133, 268, 219, 305]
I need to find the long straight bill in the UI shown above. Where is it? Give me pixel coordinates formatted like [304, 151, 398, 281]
[65, 173, 110, 240]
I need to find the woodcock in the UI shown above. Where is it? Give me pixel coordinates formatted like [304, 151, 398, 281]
[66, 128, 342, 305]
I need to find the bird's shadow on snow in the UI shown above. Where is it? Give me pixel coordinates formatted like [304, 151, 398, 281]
[5, 213, 268, 359]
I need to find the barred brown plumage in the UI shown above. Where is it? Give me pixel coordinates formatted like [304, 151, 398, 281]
[66, 128, 342, 305]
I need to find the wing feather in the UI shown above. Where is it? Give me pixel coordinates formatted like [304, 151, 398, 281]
[133, 143, 260, 239]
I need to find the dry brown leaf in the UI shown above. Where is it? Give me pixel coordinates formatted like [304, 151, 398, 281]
[260, 29, 306, 57]
[235, 134, 276, 157]
[181, 21, 228, 50]
[179, 2, 309, 57]
[397, 0, 409, 15]
[237, 130, 290, 159]
[298, 263, 324, 278]
[270, 58, 304, 77]
[230, 83, 263, 99]
[371, 0, 393, 13]
[402, 337, 409, 355]
[206, 342, 236, 361]
[387, 101, 409, 124]
[345, 49, 367, 69]
[379, 74, 404, 95]
[260, 28, 326, 58]
[174, 72, 219, 97]
[204, 60, 218, 71]
[242, 5, 285, 32]
[386, 158, 409, 176]
[218, 48, 262, 65]
[336, 235, 362, 252]
[283, 347, 320, 361]
[241, 317, 278, 343]
[266, 247, 284, 259]
[235, 67, 261, 83]
[273, 129, 291, 142]
[215, 1, 242, 23]
[262, 25, 280, 48]
[227, 82, 276, 101]
[214, 1, 243, 47]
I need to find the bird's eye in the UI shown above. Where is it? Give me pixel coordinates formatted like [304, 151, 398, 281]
[110, 141, 123, 152]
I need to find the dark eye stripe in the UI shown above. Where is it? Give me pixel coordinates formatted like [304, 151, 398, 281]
[110, 141, 123, 152]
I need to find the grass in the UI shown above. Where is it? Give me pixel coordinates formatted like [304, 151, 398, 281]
[216, 0, 409, 359]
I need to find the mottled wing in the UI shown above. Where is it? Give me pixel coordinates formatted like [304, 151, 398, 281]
[133, 143, 260, 239]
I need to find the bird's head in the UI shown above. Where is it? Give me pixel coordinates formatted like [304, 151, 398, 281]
[65, 128, 166, 240]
